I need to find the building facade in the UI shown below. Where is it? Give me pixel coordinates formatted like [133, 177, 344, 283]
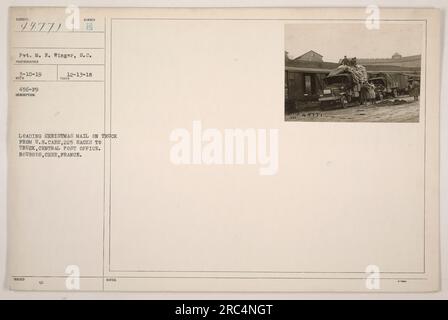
[356, 53, 421, 68]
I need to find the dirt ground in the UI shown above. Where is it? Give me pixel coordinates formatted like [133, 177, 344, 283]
[286, 96, 420, 123]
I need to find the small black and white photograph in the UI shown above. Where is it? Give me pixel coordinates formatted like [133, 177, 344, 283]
[285, 23, 423, 122]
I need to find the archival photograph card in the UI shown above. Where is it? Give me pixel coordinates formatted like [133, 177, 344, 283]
[7, 7, 441, 292]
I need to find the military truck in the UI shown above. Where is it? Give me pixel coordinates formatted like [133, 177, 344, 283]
[318, 64, 368, 109]
[368, 72, 413, 99]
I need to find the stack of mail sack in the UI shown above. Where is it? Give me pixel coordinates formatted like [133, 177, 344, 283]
[329, 64, 368, 86]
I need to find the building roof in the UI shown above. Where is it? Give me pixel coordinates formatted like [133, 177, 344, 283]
[286, 58, 339, 70]
[294, 50, 323, 60]
[357, 54, 421, 64]
[285, 59, 420, 74]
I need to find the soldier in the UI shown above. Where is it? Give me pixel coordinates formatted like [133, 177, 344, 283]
[360, 84, 369, 106]
[410, 79, 420, 101]
[341, 55, 349, 66]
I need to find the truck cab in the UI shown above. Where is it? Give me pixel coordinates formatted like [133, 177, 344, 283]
[318, 74, 360, 109]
